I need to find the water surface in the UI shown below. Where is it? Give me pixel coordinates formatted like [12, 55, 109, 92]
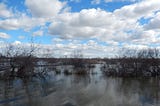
[0, 73, 159, 106]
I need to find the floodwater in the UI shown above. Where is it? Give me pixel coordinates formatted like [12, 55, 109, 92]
[0, 69, 159, 106]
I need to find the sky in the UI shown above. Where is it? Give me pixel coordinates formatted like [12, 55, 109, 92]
[0, 0, 160, 58]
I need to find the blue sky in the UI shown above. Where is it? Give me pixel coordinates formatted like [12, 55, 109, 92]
[0, 0, 160, 57]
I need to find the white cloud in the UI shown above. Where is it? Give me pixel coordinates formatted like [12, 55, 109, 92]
[144, 12, 160, 30]
[87, 40, 98, 46]
[0, 15, 46, 31]
[70, 0, 81, 3]
[33, 30, 43, 36]
[51, 41, 117, 58]
[49, 0, 160, 47]
[49, 8, 116, 39]
[0, 0, 68, 31]
[92, 0, 138, 5]
[130, 30, 159, 44]
[104, 0, 139, 3]
[52, 38, 63, 43]
[25, 0, 66, 18]
[91, 0, 101, 4]
[122, 43, 148, 50]
[13, 41, 21, 45]
[0, 32, 10, 39]
[0, 18, 20, 30]
[49, 8, 135, 42]
[104, 0, 112, 3]
[18, 35, 25, 39]
[114, 0, 160, 20]
[107, 40, 119, 46]
[0, 3, 13, 18]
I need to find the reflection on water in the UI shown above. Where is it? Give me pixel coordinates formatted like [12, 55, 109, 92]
[0, 73, 159, 106]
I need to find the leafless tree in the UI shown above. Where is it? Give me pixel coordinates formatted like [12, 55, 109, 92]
[0, 40, 39, 79]
[103, 48, 160, 77]
[70, 50, 88, 75]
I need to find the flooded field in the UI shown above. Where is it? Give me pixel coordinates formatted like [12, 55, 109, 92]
[0, 71, 159, 106]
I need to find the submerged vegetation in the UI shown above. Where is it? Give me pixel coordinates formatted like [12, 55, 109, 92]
[0, 43, 160, 80]
[102, 48, 160, 77]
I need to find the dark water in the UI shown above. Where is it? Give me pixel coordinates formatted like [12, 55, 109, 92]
[0, 73, 159, 106]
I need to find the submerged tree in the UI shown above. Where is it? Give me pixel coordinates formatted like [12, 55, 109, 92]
[0, 40, 39, 79]
[70, 50, 87, 75]
[103, 48, 160, 77]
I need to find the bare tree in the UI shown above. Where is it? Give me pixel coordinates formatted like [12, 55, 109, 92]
[0, 40, 39, 79]
[103, 48, 160, 77]
[70, 50, 87, 75]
